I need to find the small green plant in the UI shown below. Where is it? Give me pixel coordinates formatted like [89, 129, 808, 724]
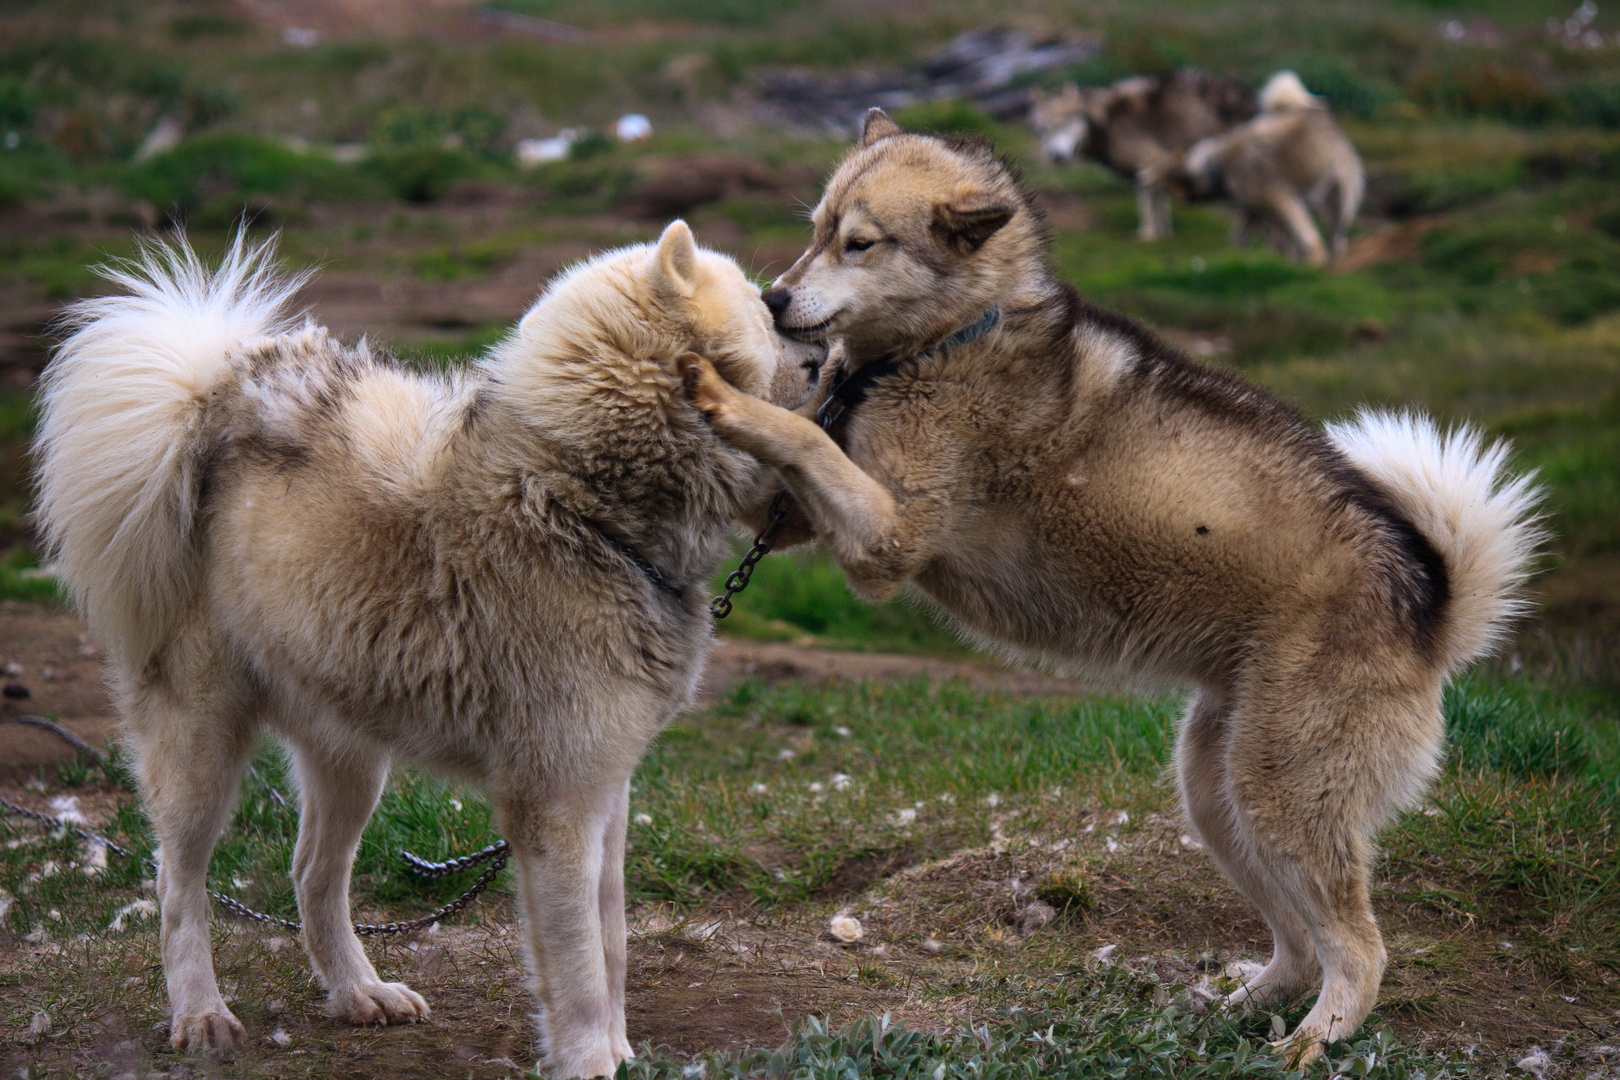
[1034, 866, 1093, 912]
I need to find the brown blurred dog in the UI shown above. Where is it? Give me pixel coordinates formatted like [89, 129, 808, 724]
[1029, 69, 1255, 240]
[1168, 72, 1366, 264]
[685, 109, 1541, 1064]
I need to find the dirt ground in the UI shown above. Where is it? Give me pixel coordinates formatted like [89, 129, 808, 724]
[3, 603, 1617, 1076]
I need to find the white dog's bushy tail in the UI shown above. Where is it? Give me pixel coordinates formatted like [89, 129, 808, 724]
[1258, 70, 1325, 113]
[1327, 410, 1545, 673]
[34, 234, 306, 668]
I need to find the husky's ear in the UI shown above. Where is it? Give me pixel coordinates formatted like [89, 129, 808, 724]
[860, 108, 902, 148]
[933, 185, 1017, 252]
[654, 219, 699, 298]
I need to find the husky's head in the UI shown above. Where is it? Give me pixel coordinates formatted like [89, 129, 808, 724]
[1029, 83, 1092, 163]
[763, 110, 1040, 362]
[507, 220, 823, 415]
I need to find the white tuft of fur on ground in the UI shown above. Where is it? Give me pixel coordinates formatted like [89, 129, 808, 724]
[1326, 409, 1546, 673]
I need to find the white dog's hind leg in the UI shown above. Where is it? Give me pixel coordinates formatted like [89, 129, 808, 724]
[289, 740, 429, 1026]
[1136, 184, 1166, 241]
[129, 684, 257, 1056]
[502, 783, 626, 1079]
[1176, 693, 1319, 1010]
[1273, 193, 1327, 266]
[597, 779, 634, 1062]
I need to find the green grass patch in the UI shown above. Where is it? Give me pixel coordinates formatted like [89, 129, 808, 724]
[624, 1009, 1457, 1080]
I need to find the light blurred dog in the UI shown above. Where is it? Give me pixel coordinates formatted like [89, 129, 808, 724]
[1029, 69, 1255, 239]
[685, 109, 1541, 1065]
[34, 224, 818, 1077]
[1169, 71, 1366, 264]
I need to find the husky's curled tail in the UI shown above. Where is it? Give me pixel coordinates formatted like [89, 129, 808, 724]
[1327, 410, 1545, 673]
[34, 235, 306, 669]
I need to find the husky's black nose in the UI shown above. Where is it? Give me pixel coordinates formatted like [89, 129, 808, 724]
[762, 288, 792, 322]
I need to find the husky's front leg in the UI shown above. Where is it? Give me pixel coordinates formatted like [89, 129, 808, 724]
[681, 354, 923, 601]
[502, 783, 627, 1078]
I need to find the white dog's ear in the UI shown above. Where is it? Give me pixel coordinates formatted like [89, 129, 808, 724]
[860, 108, 902, 148]
[933, 185, 1017, 251]
[654, 219, 699, 297]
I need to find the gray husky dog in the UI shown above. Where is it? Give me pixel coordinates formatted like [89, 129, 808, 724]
[34, 223, 818, 1077]
[683, 110, 1541, 1064]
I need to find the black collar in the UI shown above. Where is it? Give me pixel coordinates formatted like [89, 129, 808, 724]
[596, 528, 686, 601]
[815, 306, 1000, 432]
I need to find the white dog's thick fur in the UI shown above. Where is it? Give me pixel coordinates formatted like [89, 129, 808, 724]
[35, 225, 814, 1077]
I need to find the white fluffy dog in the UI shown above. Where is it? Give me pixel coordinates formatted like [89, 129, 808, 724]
[33, 223, 816, 1077]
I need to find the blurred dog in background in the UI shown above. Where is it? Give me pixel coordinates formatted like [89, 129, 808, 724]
[1168, 71, 1365, 265]
[1029, 69, 1256, 240]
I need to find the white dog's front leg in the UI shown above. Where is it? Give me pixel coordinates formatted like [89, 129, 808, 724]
[503, 787, 624, 1079]
[598, 779, 633, 1062]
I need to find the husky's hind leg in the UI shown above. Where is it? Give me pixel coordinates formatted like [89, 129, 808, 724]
[1177, 691, 1319, 1009]
[288, 736, 429, 1026]
[124, 659, 258, 1056]
[1222, 671, 1441, 1066]
[1271, 192, 1327, 266]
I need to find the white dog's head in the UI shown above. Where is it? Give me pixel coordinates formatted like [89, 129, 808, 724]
[508, 220, 823, 416]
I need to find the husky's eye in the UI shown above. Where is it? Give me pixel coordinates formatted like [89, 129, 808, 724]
[844, 236, 876, 254]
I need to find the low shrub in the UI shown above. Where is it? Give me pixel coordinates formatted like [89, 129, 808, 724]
[1563, 76, 1620, 129]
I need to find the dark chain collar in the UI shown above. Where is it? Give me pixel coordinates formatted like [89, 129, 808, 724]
[815, 305, 1000, 433]
[596, 529, 686, 602]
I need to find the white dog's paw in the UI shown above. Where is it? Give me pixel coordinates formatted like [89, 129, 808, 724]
[170, 1007, 246, 1056]
[614, 1035, 636, 1062]
[544, 1030, 624, 1078]
[327, 980, 430, 1026]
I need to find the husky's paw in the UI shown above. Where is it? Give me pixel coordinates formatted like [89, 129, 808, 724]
[170, 1007, 246, 1057]
[327, 981, 430, 1026]
[678, 353, 738, 418]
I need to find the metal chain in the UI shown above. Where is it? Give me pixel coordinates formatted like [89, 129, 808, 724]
[709, 489, 792, 619]
[1, 719, 510, 937]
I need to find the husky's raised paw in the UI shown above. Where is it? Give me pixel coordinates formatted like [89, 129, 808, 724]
[678, 352, 738, 418]
[170, 1007, 246, 1057]
[326, 981, 430, 1026]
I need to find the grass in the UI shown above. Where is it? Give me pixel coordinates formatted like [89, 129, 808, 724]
[624, 1005, 1456, 1080]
